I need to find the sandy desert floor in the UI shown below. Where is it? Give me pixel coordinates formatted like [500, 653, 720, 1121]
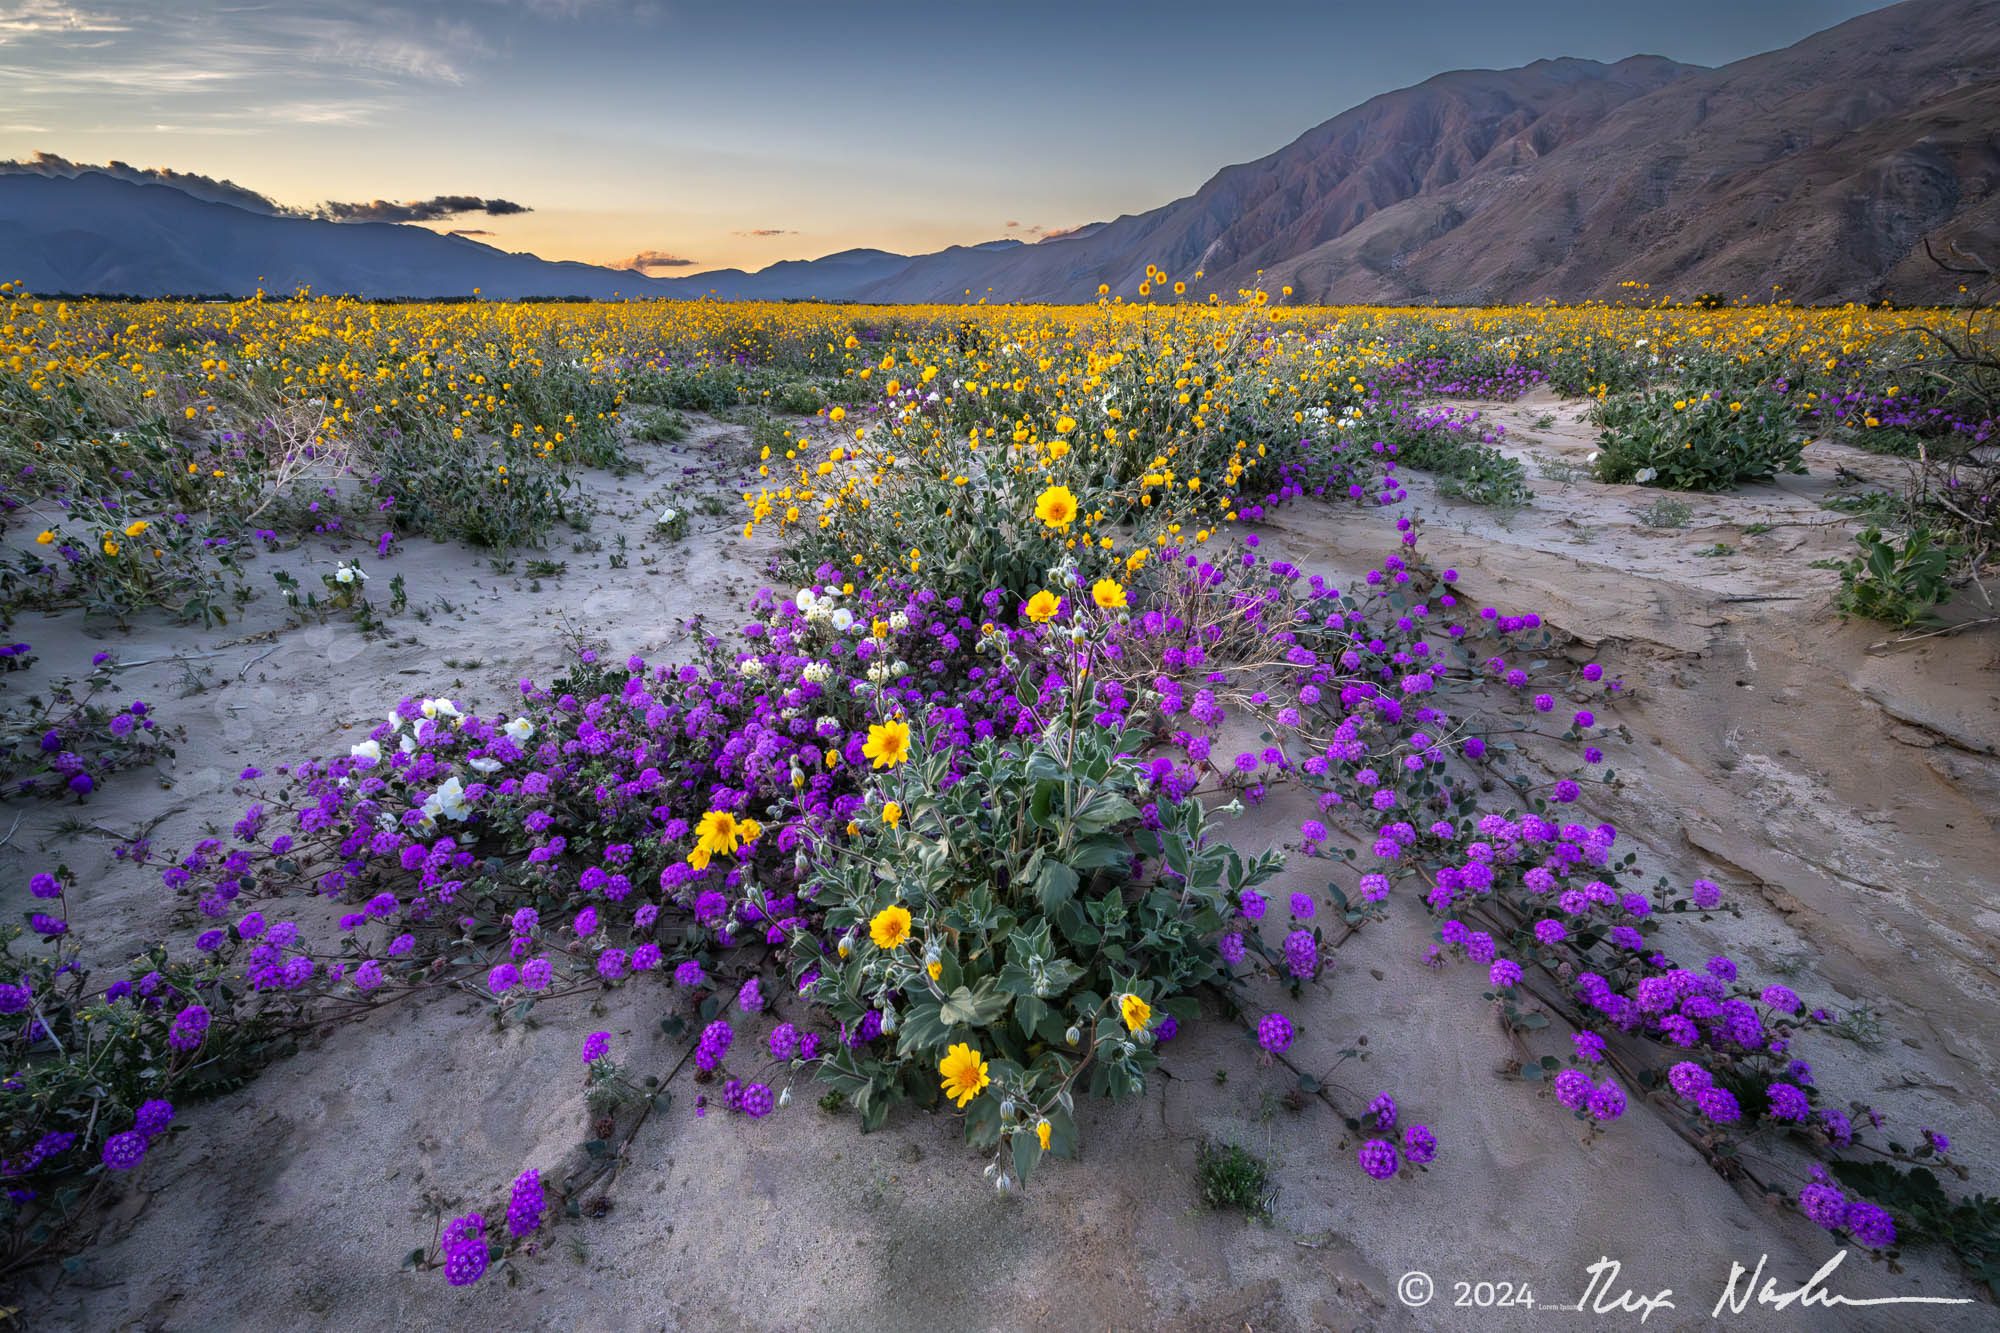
[6, 392, 1998, 1330]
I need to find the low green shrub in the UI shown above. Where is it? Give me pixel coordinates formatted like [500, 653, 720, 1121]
[798, 700, 1280, 1185]
[1833, 525, 1960, 627]
[1592, 386, 1806, 490]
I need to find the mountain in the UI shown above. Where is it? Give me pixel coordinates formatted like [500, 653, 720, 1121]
[837, 0, 1998, 304]
[2, 0, 1994, 304]
[0, 170, 669, 300]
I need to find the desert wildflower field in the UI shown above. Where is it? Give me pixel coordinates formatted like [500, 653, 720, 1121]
[2, 282, 1997, 1326]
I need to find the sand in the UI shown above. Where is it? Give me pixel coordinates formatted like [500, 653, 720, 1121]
[6, 396, 1997, 1331]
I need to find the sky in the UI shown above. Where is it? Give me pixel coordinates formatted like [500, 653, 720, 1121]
[0, 0, 1894, 274]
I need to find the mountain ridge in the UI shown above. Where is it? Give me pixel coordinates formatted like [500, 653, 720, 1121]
[2, 0, 1994, 304]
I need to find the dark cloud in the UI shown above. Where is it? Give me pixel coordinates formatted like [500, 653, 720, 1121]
[611, 250, 698, 271]
[447, 228, 494, 237]
[318, 195, 530, 223]
[0, 151, 286, 214]
[0, 155, 535, 230]
[734, 227, 795, 237]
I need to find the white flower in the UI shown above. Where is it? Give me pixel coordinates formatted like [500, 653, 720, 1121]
[349, 739, 382, 767]
[468, 756, 503, 775]
[420, 697, 460, 722]
[1634, 467, 1659, 483]
[385, 709, 404, 733]
[802, 661, 832, 684]
[794, 588, 817, 613]
[334, 563, 367, 585]
[658, 506, 679, 525]
[888, 611, 909, 632]
[739, 658, 767, 679]
[502, 717, 536, 744]
[830, 608, 854, 632]
[422, 776, 471, 823]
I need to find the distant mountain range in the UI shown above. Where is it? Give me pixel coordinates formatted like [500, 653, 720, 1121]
[3, 0, 1995, 304]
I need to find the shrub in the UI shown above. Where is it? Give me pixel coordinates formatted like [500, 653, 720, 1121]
[1833, 526, 1959, 627]
[799, 698, 1280, 1185]
[1592, 386, 1806, 490]
[630, 407, 690, 443]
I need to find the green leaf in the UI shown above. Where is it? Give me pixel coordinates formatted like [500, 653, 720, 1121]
[1034, 859, 1078, 913]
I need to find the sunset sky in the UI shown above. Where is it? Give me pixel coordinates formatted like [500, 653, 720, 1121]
[0, 0, 1886, 275]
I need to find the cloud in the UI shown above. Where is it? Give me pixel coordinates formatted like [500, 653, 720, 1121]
[734, 227, 794, 237]
[318, 195, 531, 223]
[0, 149, 285, 212]
[447, 228, 493, 237]
[1, 155, 536, 226]
[611, 249, 698, 271]
[0, 2, 128, 42]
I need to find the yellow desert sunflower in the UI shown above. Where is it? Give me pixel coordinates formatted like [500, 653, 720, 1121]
[869, 904, 912, 950]
[938, 1042, 990, 1108]
[1034, 484, 1078, 530]
[862, 718, 911, 769]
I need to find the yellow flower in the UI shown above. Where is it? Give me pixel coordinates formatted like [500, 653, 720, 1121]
[1054, 415, 1075, 434]
[124, 519, 150, 538]
[862, 718, 911, 769]
[1025, 589, 1060, 623]
[102, 539, 120, 556]
[1035, 1118, 1052, 1150]
[927, 959, 943, 981]
[1120, 993, 1152, 1032]
[690, 809, 744, 866]
[881, 800, 902, 829]
[1091, 578, 1127, 610]
[869, 903, 912, 950]
[35, 530, 54, 545]
[828, 406, 846, 424]
[938, 1042, 990, 1108]
[1034, 484, 1079, 530]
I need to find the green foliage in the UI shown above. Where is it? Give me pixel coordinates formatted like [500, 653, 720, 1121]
[0, 657, 178, 800]
[1394, 430, 1530, 507]
[1195, 1139, 1276, 1220]
[1830, 1161, 2000, 1298]
[797, 694, 1281, 1186]
[629, 407, 690, 443]
[0, 919, 287, 1270]
[1833, 525, 1959, 627]
[1635, 496, 1694, 529]
[1592, 386, 1806, 490]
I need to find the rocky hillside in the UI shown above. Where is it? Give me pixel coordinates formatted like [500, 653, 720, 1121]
[2, 0, 1993, 303]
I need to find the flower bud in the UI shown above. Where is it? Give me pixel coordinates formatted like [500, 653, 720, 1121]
[1064, 1025, 1082, 1046]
